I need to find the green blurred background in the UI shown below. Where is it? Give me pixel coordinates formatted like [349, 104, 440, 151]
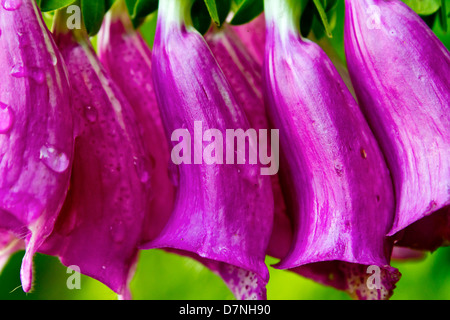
[1, 2, 449, 300]
[0, 247, 449, 300]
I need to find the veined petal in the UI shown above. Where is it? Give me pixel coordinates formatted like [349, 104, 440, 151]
[263, 0, 398, 299]
[231, 13, 266, 67]
[141, 0, 274, 300]
[0, 0, 74, 292]
[344, 0, 450, 239]
[40, 10, 152, 296]
[97, 3, 176, 244]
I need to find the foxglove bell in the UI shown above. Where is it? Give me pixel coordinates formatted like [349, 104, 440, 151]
[0, 0, 74, 292]
[40, 9, 152, 297]
[142, 0, 274, 300]
[344, 0, 450, 241]
[263, 0, 399, 299]
[97, 2, 175, 243]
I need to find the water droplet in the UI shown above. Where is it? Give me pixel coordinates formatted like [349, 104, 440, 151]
[84, 105, 98, 123]
[0, 102, 14, 134]
[49, 50, 58, 66]
[133, 156, 151, 183]
[39, 144, 70, 173]
[334, 163, 344, 177]
[110, 220, 126, 243]
[10, 64, 45, 83]
[1, 0, 22, 11]
[10, 64, 27, 78]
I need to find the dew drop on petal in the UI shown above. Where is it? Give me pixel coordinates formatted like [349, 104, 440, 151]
[84, 105, 98, 123]
[10, 64, 45, 83]
[1, 0, 22, 11]
[10, 64, 27, 78]
[0, 102, 14, 134]
[49, 51, 58, 66]
[133, 156, 151, 183]
[39, 145, 70, 173]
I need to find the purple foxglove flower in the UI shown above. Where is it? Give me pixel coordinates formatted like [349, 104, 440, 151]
[344, 0, 450, 241]
[263, 0, 399, 299]
[39, 10, 153, 297]
[141, 0, 274, 300]
[97, 3, 175, 243]
[231, 13, 266, 67]
[97, 6, 270, 300]
[0, 0, 74, 292]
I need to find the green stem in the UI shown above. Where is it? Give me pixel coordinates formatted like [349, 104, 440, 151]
[311, 0, 333, 38]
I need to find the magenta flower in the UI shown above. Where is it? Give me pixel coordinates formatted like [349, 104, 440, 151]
[344, 0, 450, 244]
[0, 0, 74, 292]
[39, 9, 153, 297]
[97, 3, 176, 244]
[263, 0, 399, 299]
[141, 0, 274, 300]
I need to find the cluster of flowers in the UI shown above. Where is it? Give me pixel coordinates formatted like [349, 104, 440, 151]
[0, 0, 448, 300]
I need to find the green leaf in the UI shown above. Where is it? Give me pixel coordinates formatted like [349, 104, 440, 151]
[402, 0, 441, 15]
[230, 0, 263, 26]
[203, 0, 231, 26]
[203, 0, 221, 25]
[105, 0, 116, 12]
[311, 0, 333, 37]
[439, 0, 448, 32]
[192, 0, 212, 34]
[217, 0, 232, 26]
[125, 0, 138, 17]
[81, 0, 106, 36]
[39, 0, 76, 12]
[127, 0, 159, 28]
[324, 0, 337, 12]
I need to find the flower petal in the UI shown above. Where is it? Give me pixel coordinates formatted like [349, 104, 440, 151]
[0, 0, 74, 292]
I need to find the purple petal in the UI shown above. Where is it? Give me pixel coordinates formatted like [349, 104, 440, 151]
[231, 14, 266, 67]
[97, 7, 176, 244]
[0, 0, 74, 292]
[344, 0, 450, 238]
[40, 12, 152, 296]
[263, 0, 399, 299]
[140, 0, 274, 300]
[393, 206, 450, 252]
